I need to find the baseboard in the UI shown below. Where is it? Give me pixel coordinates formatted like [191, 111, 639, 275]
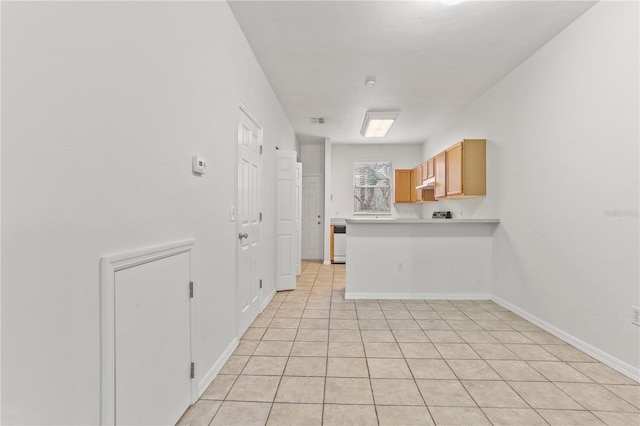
[197, 337, 239, 397]
[323, 260, 332, 265]
[492, 296, 640, 383]
[344, 292, 491, 300]
[197, 289, 274, 394]
[262, 288, 277, 311]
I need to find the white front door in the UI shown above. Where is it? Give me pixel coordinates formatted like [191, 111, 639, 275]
[302, 175, 323, 259]
[237, 106, 262, 335]
[114, 252, 192, 426]
[275, 150, 297, 291]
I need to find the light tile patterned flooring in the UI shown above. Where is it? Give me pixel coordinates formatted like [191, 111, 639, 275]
[179, 261, 640, 425]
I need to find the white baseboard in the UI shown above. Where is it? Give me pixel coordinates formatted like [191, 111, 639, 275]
[344, 292, 491, 300]
[262, 288, 277, 311]
[197, 337, 239, 396]
[492, 296, 640, 383]
[196, 289, 275, 395]
[323, 260, 332, 265]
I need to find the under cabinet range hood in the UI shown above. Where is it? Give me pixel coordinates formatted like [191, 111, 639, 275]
[416, 176, 435, 190]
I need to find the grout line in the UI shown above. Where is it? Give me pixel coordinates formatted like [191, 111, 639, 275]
[209, 261, 638, 425]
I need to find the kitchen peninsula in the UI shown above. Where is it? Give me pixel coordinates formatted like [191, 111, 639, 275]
[344, 218, 499, 299]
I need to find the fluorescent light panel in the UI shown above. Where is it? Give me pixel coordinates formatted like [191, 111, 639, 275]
[361, 111, 400, 138]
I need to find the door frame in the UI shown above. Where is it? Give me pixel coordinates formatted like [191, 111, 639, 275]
[301, 173, 324, 260]
[275, 150, 298, 291]
[99, 239, 197, 425]
[236, 101, 263, 337]
[296, 162, 302, 276]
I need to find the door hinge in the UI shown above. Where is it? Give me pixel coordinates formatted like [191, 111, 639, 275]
[189, 281, 194, 298]
[190, 362, 195, 379]
[260, 212, 263, 222]
[259, 279, 263, 289]
[259, 145, 263, 155]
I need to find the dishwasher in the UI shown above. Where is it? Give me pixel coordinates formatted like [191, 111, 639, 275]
[333, 225, 346, 264]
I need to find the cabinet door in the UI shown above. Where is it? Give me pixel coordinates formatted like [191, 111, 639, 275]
[414, 166, 422, 202]
[446, 143, 463, 196]
[427, 158, 434, 179]
[434, 152, 446, 199]
[394, 169, 412, 203]
[330, 225, 334, 262]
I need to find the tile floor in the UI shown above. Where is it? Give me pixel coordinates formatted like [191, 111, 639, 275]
[178, 261, 640, 425]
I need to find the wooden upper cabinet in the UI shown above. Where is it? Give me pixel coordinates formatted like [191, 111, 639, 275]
[413, 165, 422, 202]
[445, 139, 486, 199]
[397, 139, 485, 203]
[427, 158, 434, 179]
[434, 151, 447, 199]
[395, 167, 436, 204]
[420, 162, 428, 182]
[446, 143, 463, 196]
[394, 169, 413, 203]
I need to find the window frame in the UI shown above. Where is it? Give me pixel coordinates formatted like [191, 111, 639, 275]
[352, 160, 393, 216]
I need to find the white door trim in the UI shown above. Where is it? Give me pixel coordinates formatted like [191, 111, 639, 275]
[276, 150, 298, 291]
[99, 240, 197, 425]
[296, 163, 303, 276]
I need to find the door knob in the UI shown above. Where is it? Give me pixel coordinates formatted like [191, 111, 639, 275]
[238, 232, 248, 240]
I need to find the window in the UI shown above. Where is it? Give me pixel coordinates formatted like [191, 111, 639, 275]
[353, 161, 392, 214]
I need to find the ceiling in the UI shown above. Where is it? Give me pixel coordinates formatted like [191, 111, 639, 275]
[229, 1, 595, 145]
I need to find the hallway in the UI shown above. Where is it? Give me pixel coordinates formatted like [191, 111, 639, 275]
[178, 262, 640, 425]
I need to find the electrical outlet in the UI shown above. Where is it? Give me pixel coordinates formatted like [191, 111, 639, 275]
[633, 306, 640, 326]
[397, 262, 404, 272]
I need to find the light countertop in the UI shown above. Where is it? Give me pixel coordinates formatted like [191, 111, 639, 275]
[345, 218, 500, 224]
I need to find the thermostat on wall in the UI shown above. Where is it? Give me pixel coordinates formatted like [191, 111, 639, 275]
[192, 156, 207, 174]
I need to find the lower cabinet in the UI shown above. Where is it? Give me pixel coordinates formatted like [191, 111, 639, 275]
[330, 225, 334, 262]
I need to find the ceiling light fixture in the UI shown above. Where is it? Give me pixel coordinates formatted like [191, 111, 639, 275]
[360, 111, 400, 138]
[365, 77, 376, 88]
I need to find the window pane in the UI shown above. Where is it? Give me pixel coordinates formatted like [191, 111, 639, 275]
[354, 186, 390, 213]
[353, 162, 391, 214]
[353, 162, 391, 186]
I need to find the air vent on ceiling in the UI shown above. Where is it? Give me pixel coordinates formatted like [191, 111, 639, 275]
[310, 117, 325, 124]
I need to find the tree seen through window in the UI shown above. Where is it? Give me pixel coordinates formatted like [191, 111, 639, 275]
[353, 161, 391, 214]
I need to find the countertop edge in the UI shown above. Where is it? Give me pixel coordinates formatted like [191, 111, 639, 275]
[345, 218, 500, 224]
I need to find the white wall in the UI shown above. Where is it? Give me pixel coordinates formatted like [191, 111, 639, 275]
[346, 222, 496, 298]
[331, 143, 424, 219]
[300, 142, 325, 175]
[422, 2, 639, 374]
[1, 2, 295, 423]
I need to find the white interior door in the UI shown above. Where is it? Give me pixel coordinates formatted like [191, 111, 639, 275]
[276, 150, 297, 291]
[302, 175, 323, 259]
[237, 106, 262, 335]
[295, 162, 302, 276]
[114, 252, 191, 426]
